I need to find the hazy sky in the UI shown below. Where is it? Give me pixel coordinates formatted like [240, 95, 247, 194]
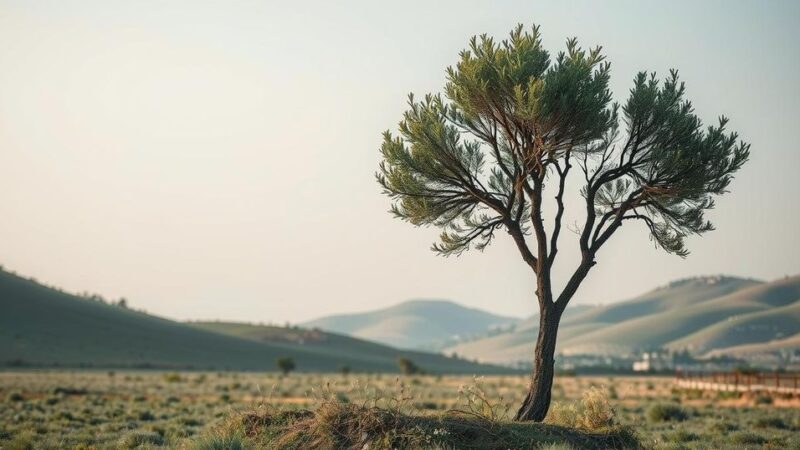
[1, 0, 798, 323]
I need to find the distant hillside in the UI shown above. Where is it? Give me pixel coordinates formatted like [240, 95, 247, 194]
[444, 304, 596, 365]
[556, 276, 790, 355]
[666, 300, 800, 354]
[0, 269, 512, 374]
[443, 275, 800, 365]
[188, 321, 512, 373]
[303, 299, 521, 350]
[704, 333, 800, 359]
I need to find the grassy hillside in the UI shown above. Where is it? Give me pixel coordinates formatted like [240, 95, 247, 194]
[443, 275, 800, 364]
[303, 299, 520, 350]
[0, 269, 511, 374]
[561, 276, 760, 327]
[189, 321, 514, 374]
[560, 275, 800, 354]
[666, 301, 800, 353]
[704, 332, 800, 358]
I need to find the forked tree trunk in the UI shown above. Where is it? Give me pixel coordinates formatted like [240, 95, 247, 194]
[514, 305, 562, 422]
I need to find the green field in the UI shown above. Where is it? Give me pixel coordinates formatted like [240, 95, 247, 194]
[1, 371, 798, 449]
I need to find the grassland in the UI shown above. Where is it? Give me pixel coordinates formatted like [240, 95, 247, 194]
[1, 371, 798, 449]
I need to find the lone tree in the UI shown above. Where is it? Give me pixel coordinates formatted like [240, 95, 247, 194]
[276, 357, 296, 376]
[377, 24, 749, 422]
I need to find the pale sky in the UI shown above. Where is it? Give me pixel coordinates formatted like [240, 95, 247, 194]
[1, 0, 798, 323]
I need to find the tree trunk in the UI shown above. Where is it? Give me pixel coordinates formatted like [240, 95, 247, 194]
[514, 306, 561, 422]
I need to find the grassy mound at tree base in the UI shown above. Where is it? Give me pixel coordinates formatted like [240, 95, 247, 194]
[195, 401, 640, 450]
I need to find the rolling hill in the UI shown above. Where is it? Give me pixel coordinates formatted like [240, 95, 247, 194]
[0, 269, 512, 374]
[704, 333, 800, 359]
[303, 299, 521, 350]
[666, 300, 800, 354]
[443, 275, 800, 365]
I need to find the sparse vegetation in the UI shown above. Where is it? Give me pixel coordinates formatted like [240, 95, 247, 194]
[0, 372, 797, 449]
[646, 403, 689, 423]
[201, 390, 637, 449]
[546, 386, 616, 431]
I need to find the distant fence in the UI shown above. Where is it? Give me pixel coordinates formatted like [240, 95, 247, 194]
[675, 371, 800, 395]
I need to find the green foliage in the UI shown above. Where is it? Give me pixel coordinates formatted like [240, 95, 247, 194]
[276, 357, 296, 375]
[378, 23, 749, 259]
[646, 403, 688, 423]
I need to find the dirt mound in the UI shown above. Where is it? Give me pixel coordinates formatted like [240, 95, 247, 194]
[202, 400, 640, 449]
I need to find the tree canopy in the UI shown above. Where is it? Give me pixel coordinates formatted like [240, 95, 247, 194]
[378, 25, 749, 276]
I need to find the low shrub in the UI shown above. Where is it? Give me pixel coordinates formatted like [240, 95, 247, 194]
[546, 386, 616, 431]
[163, 373, 184, 383]
[6, 430, 36, 450]
[708, 421, 738, 433]
[729, 431, 766, 445]
[117, 431, 164, 448]
[138, 410, 156, 421]
[754, 394, 773, 405]
[51, 386, 87, 395]
[646, 403, 688, 423]
[753, 416, 787, 429]
[663, 429, 698, 443]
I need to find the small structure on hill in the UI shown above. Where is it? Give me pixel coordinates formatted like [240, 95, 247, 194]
[633, 350, 673, 372]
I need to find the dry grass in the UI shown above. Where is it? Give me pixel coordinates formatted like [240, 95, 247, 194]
[3, 371, 798, 449]
[201, 398, 639, 450]
[546, 386, 616, 431]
